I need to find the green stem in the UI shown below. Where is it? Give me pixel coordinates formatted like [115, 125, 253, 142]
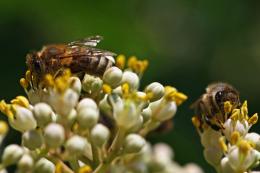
[139, 119, 160, 137]
[69, 158, 80, 172]
[93, 128, 126, 173]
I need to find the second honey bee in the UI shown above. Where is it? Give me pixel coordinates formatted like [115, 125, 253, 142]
[26, 35, 116, 87]
[191, 83, 241, 131]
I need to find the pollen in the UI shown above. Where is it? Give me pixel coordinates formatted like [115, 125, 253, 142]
[238, 140, 251, 155]
[102, 84, 112, 94]
[230, 109, 240, 121]
[248, 113, 258, 125]
[122, 83, 130, 96]
[0, 121, 9, 135]
[191, 116, 201, 129]
[78, 165, 92, 173]
[55, 162, 63, 173]
[25, 70, 32, 82]
[11, 96, 29, 108]
[0, 100, 14, 119]
[164, 86, 187, 105]
[55, 77, 68, 93]
[20, 78, 29, 89]
[230, 131, 240, 145]
[116, 54, 126, 69]
[219, 137, 228, 153]
[44, 74, 55, 87]
[224, 101, 232, 114]
[127, 56, 149, 74]
[241, 100, 248, 118]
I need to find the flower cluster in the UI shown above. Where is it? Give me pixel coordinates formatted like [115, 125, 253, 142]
[193, 101, 260, 173]
[0, 54, 195, 173]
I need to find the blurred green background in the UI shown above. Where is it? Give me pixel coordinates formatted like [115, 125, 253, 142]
[1, 0, 260, 172]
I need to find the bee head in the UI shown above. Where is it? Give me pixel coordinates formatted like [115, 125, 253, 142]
[214, 85, 240, 112]
[26, 52, 44, 77]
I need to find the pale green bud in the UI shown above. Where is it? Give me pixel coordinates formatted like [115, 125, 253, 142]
[65, 135, 88, 157]
[77, 98, 98, 112]
[77, 107, 99, 129]
[9, 106, 37, 132]
[91, 124, 110, 147]
[141, 107, 152, 123]
[82, 74, 103, 93]
[17, 154, 34, 172]
[103, 67, 123, 88]
[22, 130, 43, 150]
[44, 123, 65, 148]
[69, 77, 82, 94]
[33, 103, 53, 128]
[149, 99, 177, 121]
[145, 82, 165, 101]
[121, 71, 139, 90]
[2, 144, 24, 166]
[124, 134, 146, 154]
[99, 95, 112, 117]
[34, 158, 55, 173]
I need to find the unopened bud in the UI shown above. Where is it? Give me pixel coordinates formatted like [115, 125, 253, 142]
[44, 123, 65, 148]
[91, 124, 110, 147]
[77, 107, 99, 129]
[123, 134, 146, 154]
[121, 71, 139, 90]
[33, 103, 53, 128]
[34, 158, 55, 173]
[145, 82, 165, 101]
[69, 77, 82, 94]
[9, 106, 37, 132]
[103, 67, 123, 88]
[18, 154, 34, 172]
[149, 99, 177, 121]
[2, 144, 24, 166]
[65, 135, 88, 157]
[77, 98, 98, 112]
[22, 130, 43, 150]
[82, 74, 103, 93]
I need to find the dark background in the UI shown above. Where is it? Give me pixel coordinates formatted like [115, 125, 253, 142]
[1, 0, 260, 172]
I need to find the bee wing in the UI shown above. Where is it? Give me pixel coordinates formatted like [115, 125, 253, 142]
[68, 35, 103, 47]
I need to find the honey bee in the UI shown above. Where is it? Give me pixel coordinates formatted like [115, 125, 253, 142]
[191, 83, 241, 131]
[26, 35, 116, 87]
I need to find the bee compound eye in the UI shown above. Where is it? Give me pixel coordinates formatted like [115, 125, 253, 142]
[215, 91, 223, 103]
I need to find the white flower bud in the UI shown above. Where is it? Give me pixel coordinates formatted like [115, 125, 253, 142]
[77, 107, 99, 129]
[18, 154, 34, 172]
[149, 99, 177, 121]
[34, 158, 55, 173]
[50, 89, 79, 116]
[183, 163, 204, 173]
[82, 74, 103, 93]
[0, 169, 7, 173]
[9, 106, 37, 132]
[121, 71, 139, 90]
[124, 134, 146, 154]
[141, 107, 152, 123]
[33, 103, 53, 128]
[223, 119, 249, 141]
[91, 124, 110, 147]
[245, 133, 260, 151]
[22, 130, 43, 150]
[69, 77, 82, 94]
[77, 98, 98, 112]
[65, 135, 88, 157]
[220, 157, 235, 173]
[44, 123, 65, 148]
[66, 109, 77, 127]
[103, 67, 123, 88]
[145, 82, 165, 101]
[153, 143, 174, 165]
[2, 144, 24, 166]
